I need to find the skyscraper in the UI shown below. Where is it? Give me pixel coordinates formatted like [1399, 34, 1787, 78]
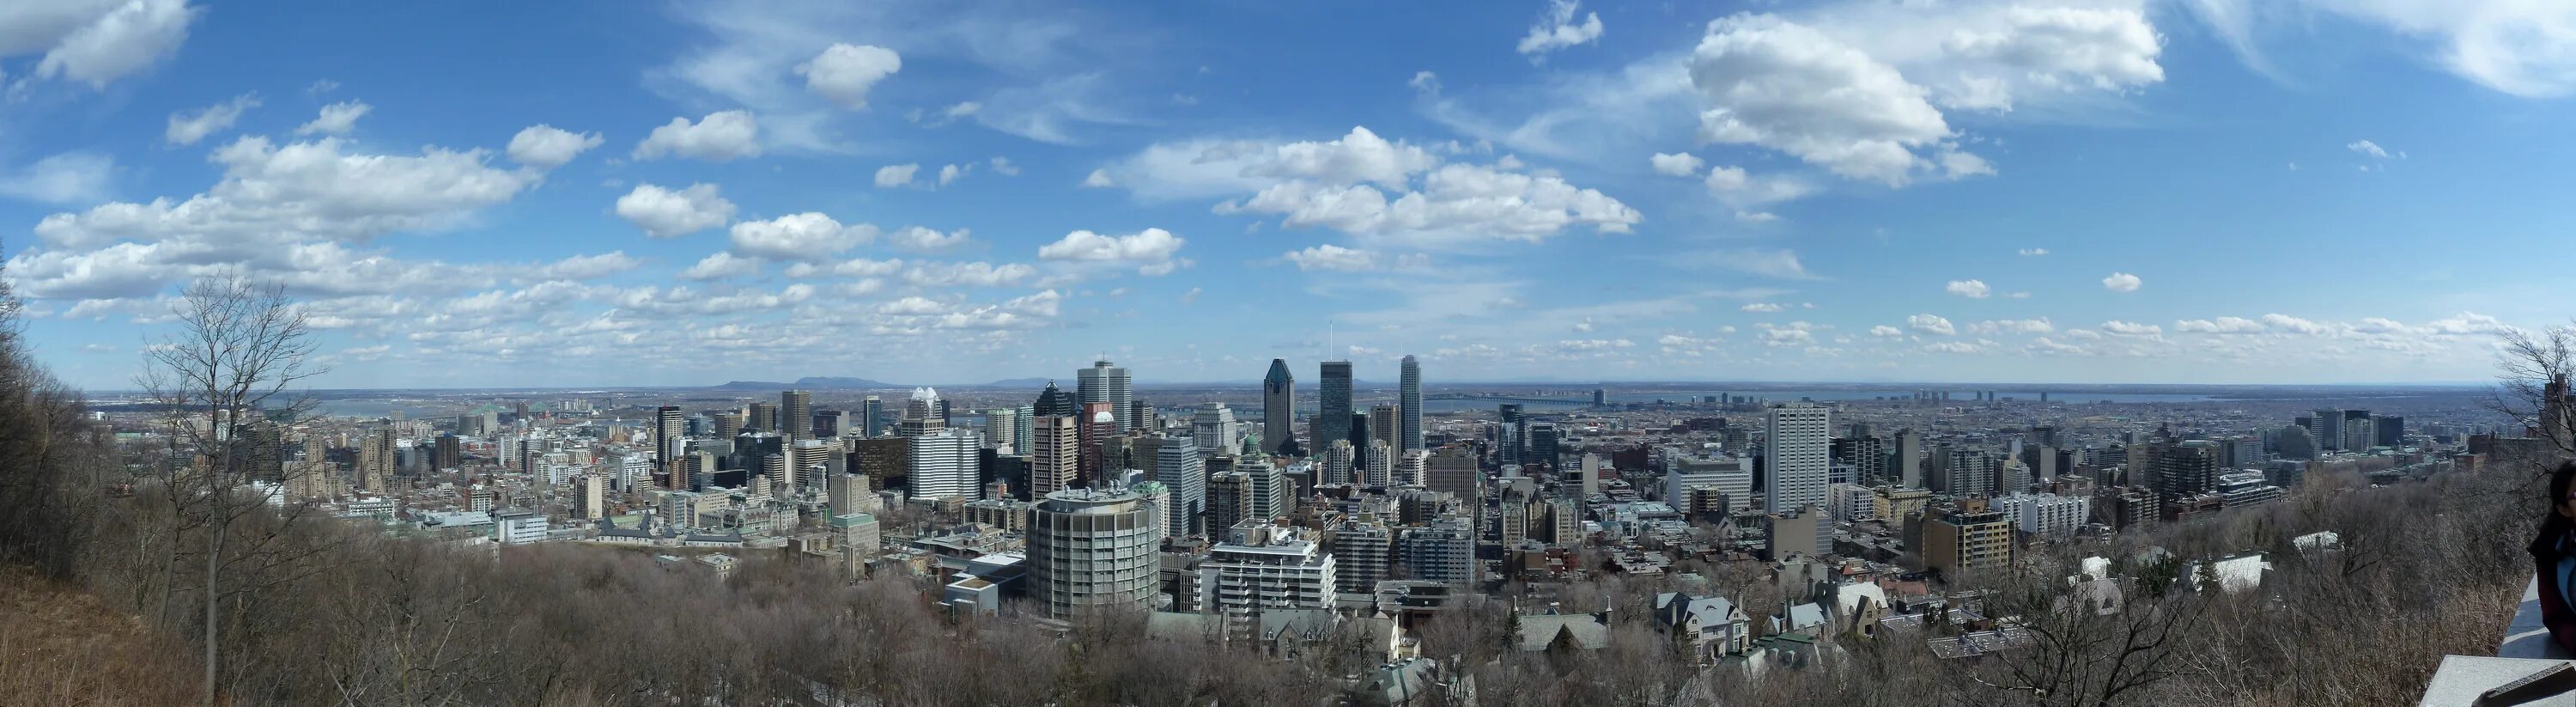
[1369, 404, 1400, 451]
[1764, 405, 1830, 515]
[1399, 355, 1423, 453]
[908, 427, 981, 501]
[1156, 434, 1206, 538]
[1316, 361, 1352, 461]
[1030, 415, 1079, 497]
[1263, 358, 1296, 456]
[749, 401, 779, 433]
[984, 406, 1023, 454]
[1034, 381, 1078, 418]
[1078, 359, 1133, 433]
[2311, 408, 2343, 452]
[781, 390, 813, 440]
[653, 405, 684, 487]
[1894, 429, 1923, 489]
[860, 396, 884, 438]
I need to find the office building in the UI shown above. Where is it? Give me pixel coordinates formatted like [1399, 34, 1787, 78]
[1526, 422, 1559, 469]
[1764, 405, 1831, 515]
[432, 433, 460, 472]
[860, 396, 885, 438]
[1893, 429, 1922, 489]
[1399, 355, 1423, 452]
[1425, 445, 1479, 499]
[1400, 516, 1475, 585]
[653, 406, 684, 488]
[1079, 359, 1133, 433]
[1316, 361, 1353, 461]
[1498, 404, 1524, 464]
[1207, 472, 1251, 531]
[2310, 408, 2343, 452]
[749, 402, 779, 434]
[1193, 403, 1238, 454]
[1329, 519, 1395, 594]
[1321, 439, 1356, 485]
[1263, 358, 1296, 456]
[1030, 415, 1079, 497]
[1240, 454, 1289, 522]
[782, 390, 812, 440]
[1028, 487, 1162, 619]
[1369, 404, 1400, 452]
[2375, 415, 2406, 448]
[908, 427, 981, 501]
[1157, 435, 1206, 538]
[899, 388, 945, 438]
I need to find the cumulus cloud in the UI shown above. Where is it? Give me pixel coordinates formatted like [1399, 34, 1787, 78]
[1907, 314, 1955, 335]
[875, 163, 919, 188]
[1945, 279, 1990, 298]
[1707, 248, 1819, 280]
[2018, 247, 2049, 256]
[1869, 325, 1903, 338]
[679, 252, 761, 280]
[1519, 0, 1605, 57]
[2100, 320, 2162, 337]
[2175, 316, 2263, 334]
[615, 183, 735, 238]
[2102, 271, 2142, 292]
[988, 156, 1021, 176]
[937, 163, 970, 186]
[1969, 317, 2053, 335]
[796, 43, 901, 109]
[1080, 168, 1115, 187]
[1038, 228, 1189, 276]
[1106, 126, 1637, 248]
[1691, 15, 1958, 186]
[1740, 302, 1785, 313]
[295, 101, 371, 136]
[888, 226, 971, 253]
[166, 94, 257, 146]
[634, 110, 762, 162]
[729, 212, 877, 261]
[1703, 165, 1814, 219]
[16, 0, 202, 87]
[1649, 152, 1704, 177]
[507, 125, 605, 168]
[1284, 244, 1376, 271]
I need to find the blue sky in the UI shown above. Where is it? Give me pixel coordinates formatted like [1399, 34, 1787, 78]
[2, 0, 2570, 389]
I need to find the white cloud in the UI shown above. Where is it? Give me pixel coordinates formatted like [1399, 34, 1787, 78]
[1037, 228, 1189, 276]
[888, 226, 971, 253]
[1519, 0, 1606, 57]
[1869, 325, 1903, 338]
[166, 94, 257, 146]
[2348, 139, 2390, 158]
[1649, 152, 1704, 177]
[2017, 247, 2049, 256]
[2100, 320, 2161, 337]
[796, 43, 901, 109]
[633, 110, 762, 162]
[507, 125, 605, 168]
[1258, 126, 1439, 186]
[29, 135, 539, 254]
[18, 0, 201, 87]
[0, 153, 113, 204]
[2175, 316, 2264, 334]
[875, 163, 919, 188]
[1763, 328, 1815, 346]
[1944, 279, 1990, 298]
[902, 261, 1034, 287]
[679, 252, 762, 280]
[2199, 0, 2576, 98]
[938, 163, 969, 186]
[1284, 244, 1376, 271]
[1907, 314, 1955, 335]
[615, 183, 735, 238]
[2102, 271, 2142, 292]
[295, 101, 371, 136]
[2259, 313, 2328, 334]
[1080, 168, 1115, 188]
[1691, 14, 1958, 186]
[1969, 317, 2053, 335]
[1702, 165, 1814, 219]
[1740, 302, 1785, 313]
[989, 156, 1021, 176]
[729, 212, 876, 261]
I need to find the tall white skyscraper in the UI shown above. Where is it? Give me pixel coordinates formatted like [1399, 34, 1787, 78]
[1079, 359, 1134, 433]
[1399, 355, 1423, 453]
[908, 427, 981, 501]
[1156, 436, 1205, 538]
[1764, 405, 1831, 515]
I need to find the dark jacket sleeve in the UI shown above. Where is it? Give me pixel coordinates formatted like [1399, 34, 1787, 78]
[2537, 556, 2576, 653]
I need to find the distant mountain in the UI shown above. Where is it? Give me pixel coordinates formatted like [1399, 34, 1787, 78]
[978, 377, 1051, 388]
[709, 376, 901, 390]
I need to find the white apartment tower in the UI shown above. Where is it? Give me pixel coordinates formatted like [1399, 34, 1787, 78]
[1764, 405, 1832, 515]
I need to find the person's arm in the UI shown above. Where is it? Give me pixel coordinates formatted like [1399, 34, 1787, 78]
[2538, 557, 2576, 652]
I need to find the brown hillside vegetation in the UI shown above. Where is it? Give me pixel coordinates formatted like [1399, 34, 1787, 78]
[0, 567, 201, 706]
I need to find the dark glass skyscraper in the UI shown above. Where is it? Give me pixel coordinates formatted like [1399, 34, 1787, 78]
[1317, 361, 1352, 459]
[1034, 381, 1078, 418]
[1398, 355, 1422, 453]
[1263, 358, 1296, 456]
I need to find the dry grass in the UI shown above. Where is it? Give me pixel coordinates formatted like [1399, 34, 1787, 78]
[0, 567, 201, 707]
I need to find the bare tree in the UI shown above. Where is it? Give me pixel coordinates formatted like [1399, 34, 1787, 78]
[2492, 323, 2576, 464]
[137, 271, 326, 707]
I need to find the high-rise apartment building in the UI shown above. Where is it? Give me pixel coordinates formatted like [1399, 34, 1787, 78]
[1198, 525, 1337, 613]
[1028, 487, 1162, 619]
[1330, 520, 1395, 594]
[1425, 445, 1478, 499]
[1398, 355, 1423, 453]
[1922, 508, 2015, 579]
[1894, 429, 1922, 488]
[1240, 454, 1289, 522]
[653, 405, 684, 488]
[1400, 516, 1475, 585]
[1079, 359, 1133, 433]
[782, 390, 812, 440]
[1262, 358, 1296, 456]
[1764, 405, 1830, 515]
[1316, 361, 1352, 460]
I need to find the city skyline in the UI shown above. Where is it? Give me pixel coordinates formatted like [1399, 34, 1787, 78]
[1, 1, 2566, 390]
